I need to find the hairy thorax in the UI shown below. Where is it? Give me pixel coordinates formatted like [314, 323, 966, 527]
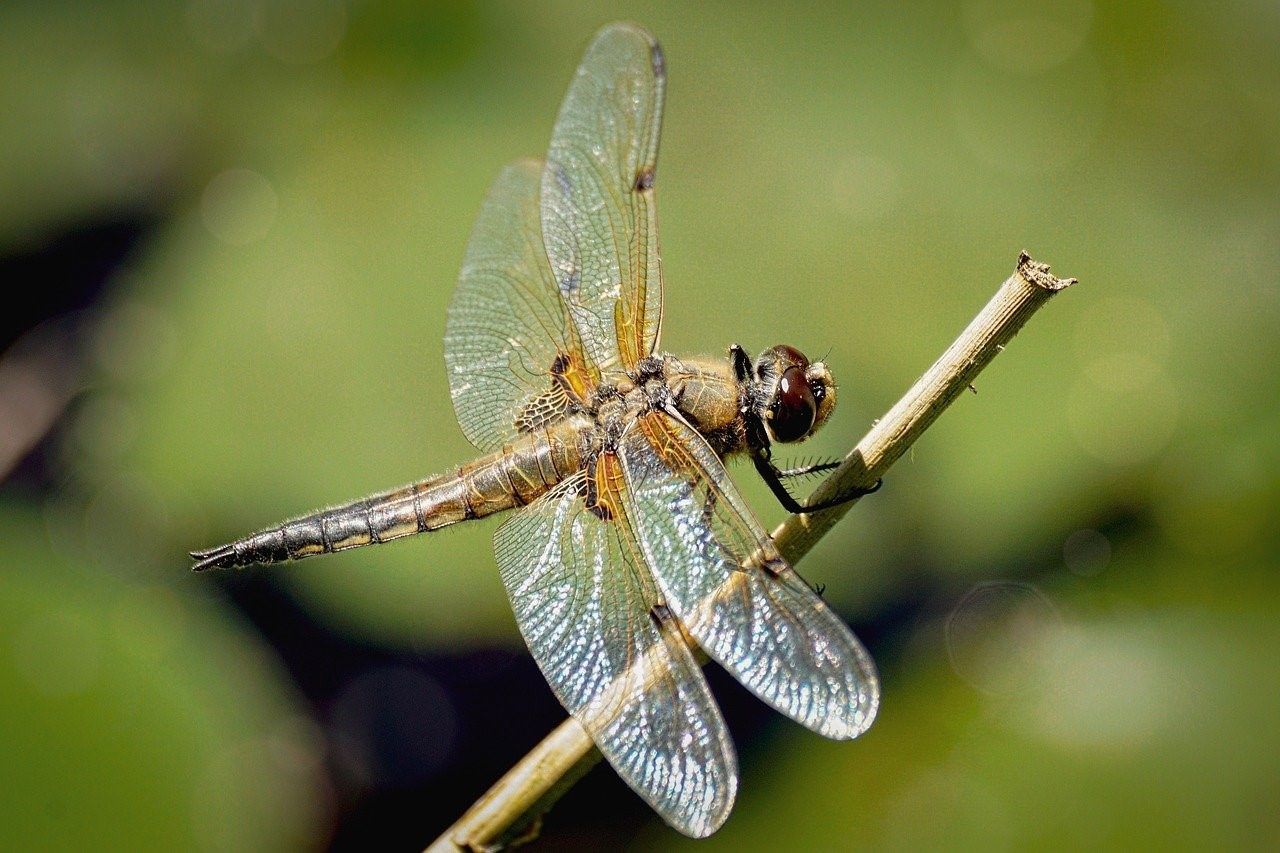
[581, 354, 749, 461]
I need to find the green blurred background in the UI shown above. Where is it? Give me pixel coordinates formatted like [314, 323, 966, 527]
[1, 0, 1276, 849]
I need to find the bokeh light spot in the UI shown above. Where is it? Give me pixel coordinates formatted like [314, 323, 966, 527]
[1068, 355, 1178, 467]
[1016, 622, 1181, 753]
[200, 168, 278, 246]
[962, 0, 1094, 74]
[254, 0, 347, 64]
[951, 48, 1107, 174]
[946, 580, 1060, 695]
[329, 665, 458, 789]
[190, 737, 309, 851]
[1073, 295, 1171, 368]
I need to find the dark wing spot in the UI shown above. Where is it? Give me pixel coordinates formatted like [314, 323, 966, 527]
[559, 266, 581, 296]
[583, 473, 614, 521]
[553, 162, 573, 198]
[650, 42, 666, 80]
[634, 168, 655, 191]
[648, 603, 673, 627]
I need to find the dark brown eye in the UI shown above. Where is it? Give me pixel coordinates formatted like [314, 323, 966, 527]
[770, 366, 817, 442]
[770, 344, 809, 369]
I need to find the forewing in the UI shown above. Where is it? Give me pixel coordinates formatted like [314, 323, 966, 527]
[494, 466, 736, 837]
[445, 159, 598, 452]
[540, 23, 665, 376]
[619, 413, 880, 739]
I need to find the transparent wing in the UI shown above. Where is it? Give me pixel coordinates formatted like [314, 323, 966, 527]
[445, 159, 599, 452]
[618, 413, 880, 739]
[494, 465, 736, 837]
[540, 22, 665, 377]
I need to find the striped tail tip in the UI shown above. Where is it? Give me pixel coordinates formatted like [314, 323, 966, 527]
[189, 545, 235, 572]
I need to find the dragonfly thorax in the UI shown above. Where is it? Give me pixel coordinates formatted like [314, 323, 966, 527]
[637, 347, 838, 458]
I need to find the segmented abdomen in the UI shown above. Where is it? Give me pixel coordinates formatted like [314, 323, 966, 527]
[190, 418, 586, 571]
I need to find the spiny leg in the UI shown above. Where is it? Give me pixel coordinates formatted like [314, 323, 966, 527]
[775, 458, 841, 480]
[731, 340, 883, 513]
[753, 448, 882, 514]
[729, 343, 753, 383]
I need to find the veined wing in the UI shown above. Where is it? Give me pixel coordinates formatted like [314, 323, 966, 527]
[445, 159, 599, 453]
[494, 464, 736, 837]
[618, 412, 880, 739]
[540, 22, 665, 377]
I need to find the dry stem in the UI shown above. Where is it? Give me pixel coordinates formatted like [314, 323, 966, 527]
[427, 251, 1076, 852]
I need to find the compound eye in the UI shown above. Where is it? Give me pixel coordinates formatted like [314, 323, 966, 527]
[770, 366, 817, 442]
[769, 344, 810, 369]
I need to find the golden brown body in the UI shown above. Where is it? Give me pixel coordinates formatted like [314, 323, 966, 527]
[191, 354, 759, 572]
[664, 356, 749, 457]
[191, 413, 592, 571]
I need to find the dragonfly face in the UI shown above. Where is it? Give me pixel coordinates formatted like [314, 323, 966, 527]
[752, 344, 838, 444]
[191, 22, 878, 838]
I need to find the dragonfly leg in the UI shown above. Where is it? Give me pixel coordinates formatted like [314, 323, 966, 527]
[752, 449, 808, 514]
[729, 343, 753, 383]
[801, 477, 882, 512]
[776, 458, 841, 479]
[753, 449, 882, 514]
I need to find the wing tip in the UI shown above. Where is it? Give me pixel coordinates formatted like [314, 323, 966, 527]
[815, 682, 881, 741]
[661, 771, 738, 838]
[650, 40, 666, 81]
[590, 22, 664, 77]
[594, 20, 658, 43]
[680, 809, 732, 839]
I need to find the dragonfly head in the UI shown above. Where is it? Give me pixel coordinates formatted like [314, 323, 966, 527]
[754, 345, 837, 444]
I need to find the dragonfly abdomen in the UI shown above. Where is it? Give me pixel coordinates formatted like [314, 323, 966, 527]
[190, 420, 584, 572]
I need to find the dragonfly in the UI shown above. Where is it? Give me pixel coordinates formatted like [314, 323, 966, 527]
[191, 22, 879, 837]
